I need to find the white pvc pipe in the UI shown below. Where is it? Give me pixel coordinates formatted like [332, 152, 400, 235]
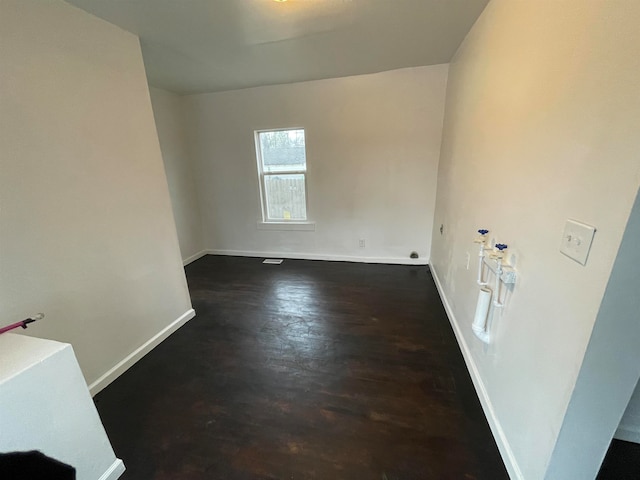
[493, 259, 504, 308]
[472, 287, 492, 343]
[477, 242, 488, 286]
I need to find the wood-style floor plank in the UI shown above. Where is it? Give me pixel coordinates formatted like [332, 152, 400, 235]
[94, 255, 510, 479]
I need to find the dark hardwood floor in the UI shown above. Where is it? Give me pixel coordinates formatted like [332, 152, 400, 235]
[597, 439, 640, 480]
[94, 255, 510, 479]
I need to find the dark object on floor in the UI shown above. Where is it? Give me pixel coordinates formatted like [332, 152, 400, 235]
[95, 255, 509, 479]
[597, 439, 640, 479]
[0, 451, 75, 480]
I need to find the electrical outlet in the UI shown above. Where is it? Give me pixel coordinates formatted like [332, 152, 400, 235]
[359, 239, 366, 248]
[560, 219, 596, 265]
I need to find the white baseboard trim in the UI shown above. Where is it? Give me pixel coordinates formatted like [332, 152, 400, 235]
[205, 249, 428, 266]
[98, 458, 125, 480]
[430, 265, 524, 480]
[183, 250, 208, 266]
[89, 309, 196, 396]
[614, 425, 640, 444]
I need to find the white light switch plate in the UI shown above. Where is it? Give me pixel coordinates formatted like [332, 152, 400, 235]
[560, 219, 596, 265]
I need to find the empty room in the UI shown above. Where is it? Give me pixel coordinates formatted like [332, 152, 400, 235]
[1, 1, 639, 479]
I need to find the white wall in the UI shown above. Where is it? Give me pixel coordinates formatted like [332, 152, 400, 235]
[0, 0, 193, 393]
[184, 66, 448, 264]
[545, 188, 640, 478]
[149, 87, 204, 264]
[430, 1, 640, 479]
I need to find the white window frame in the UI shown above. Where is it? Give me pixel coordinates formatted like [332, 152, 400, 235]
[254, 127, 314, 230]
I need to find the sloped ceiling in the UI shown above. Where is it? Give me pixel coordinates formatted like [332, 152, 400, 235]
[66, 0, 489, 94]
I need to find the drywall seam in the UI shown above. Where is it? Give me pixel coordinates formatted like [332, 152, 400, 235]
[183, 250, 208, 266]
[206, 249, 428, 266]
[98, 458, 125, 480]
[430, 264, 524, 480]
[88, 309, 196, 396]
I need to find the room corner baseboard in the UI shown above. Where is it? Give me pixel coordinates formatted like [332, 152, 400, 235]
[430, 265, 524, 480]
[183, 250, 208, 266]
[98, 458, 125, 480]
[614, 425, 640, 444]
[88, 309, 196, 396]
[205, 249, 428, 266]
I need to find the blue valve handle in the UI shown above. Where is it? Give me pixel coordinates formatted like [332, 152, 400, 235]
[495, 243, 508, 251]
[478, 229, 489, 235]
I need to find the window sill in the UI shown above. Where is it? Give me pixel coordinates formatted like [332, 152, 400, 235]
[257, 221, 316, 231]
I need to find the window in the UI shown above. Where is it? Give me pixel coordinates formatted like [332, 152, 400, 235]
[255, 128, 308, 222]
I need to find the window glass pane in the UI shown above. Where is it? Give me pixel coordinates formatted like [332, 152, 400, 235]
[264, 174, 307, 220]
[259, 129, 306, 172]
